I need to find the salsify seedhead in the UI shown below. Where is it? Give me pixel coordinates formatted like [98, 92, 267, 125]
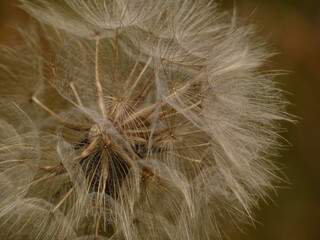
[0, 0, 292, 239]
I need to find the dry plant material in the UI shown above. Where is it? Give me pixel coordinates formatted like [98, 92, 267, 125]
[0, 0, 292, 239]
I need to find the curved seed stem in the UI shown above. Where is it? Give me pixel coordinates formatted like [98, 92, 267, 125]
[95, 38, 107, 118]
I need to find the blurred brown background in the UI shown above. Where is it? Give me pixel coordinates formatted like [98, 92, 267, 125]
[0, 0, 319, 239]
[221, 1, 320, 240]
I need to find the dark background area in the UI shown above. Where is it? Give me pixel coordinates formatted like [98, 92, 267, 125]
[0, 0, 319, 239]
[222, 1, 320, 239]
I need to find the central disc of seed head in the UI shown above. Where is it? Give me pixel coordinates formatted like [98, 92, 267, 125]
[77, 104, 152, 197]
[78, 123, 129, 197]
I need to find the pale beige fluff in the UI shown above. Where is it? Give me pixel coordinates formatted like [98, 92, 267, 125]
[0, 0, 292, 239]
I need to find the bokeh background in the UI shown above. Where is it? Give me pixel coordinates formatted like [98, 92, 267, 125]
[0, 0, 319, 239]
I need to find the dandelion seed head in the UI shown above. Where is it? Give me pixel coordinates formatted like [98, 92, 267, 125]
[0, 0, 294, 239]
